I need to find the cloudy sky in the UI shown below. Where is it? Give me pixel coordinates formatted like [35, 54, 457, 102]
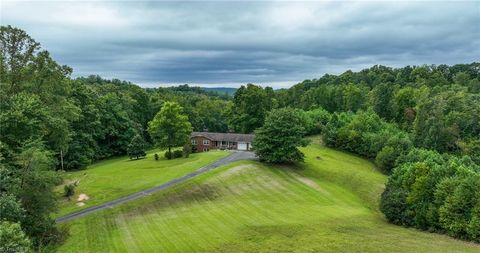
[2, 1, 479, 88]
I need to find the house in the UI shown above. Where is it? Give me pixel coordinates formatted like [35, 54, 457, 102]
[190, 132, 254, 152]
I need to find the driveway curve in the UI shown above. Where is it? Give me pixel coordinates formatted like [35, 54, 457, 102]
[56, 151, 257, 223]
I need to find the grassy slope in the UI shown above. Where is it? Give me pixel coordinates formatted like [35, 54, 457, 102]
[56, 149, 230, 216]
[57, 142, 480, 252]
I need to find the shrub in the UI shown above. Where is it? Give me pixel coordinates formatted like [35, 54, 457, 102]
[380, 183, 409, 226]
[154, 153, 159, 161]
[164, 151, 172, 160]
[64, 184, 75, 200]
[375, 146, 397, 173]
[173, 150, 183, 158]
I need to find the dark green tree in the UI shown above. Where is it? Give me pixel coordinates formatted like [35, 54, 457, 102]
[253, 108, 310, 163]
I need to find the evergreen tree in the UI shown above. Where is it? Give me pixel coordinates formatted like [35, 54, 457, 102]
[127, 134, 146, 160]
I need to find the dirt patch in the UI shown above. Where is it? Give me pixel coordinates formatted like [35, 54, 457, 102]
[76, 202, 85, 207]
[77, 193, 90, 202]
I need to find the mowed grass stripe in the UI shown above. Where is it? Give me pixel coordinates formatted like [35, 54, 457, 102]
[58, 142, 480, 253]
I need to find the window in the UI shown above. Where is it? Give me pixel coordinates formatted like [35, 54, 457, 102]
[203, 148, 209, 152]
[191, 139, 197, 145]
[203, 139, 210, 145]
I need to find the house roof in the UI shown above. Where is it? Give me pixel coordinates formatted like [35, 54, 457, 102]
[191, 132, 255, 142]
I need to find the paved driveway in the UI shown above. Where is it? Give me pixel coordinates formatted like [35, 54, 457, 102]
[56, 151, 257, 223]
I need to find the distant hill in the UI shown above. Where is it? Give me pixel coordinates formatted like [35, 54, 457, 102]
[203, 87, 237, 95]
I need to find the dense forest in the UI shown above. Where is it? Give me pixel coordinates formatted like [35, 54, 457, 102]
[1, 25, 479, 250]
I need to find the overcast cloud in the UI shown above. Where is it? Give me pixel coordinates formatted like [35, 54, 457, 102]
[1, 1, 479, 88]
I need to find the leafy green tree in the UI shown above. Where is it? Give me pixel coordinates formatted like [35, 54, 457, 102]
[393, 87, 417, 128]
[194, 98, 230, 132]
[63, 82, 101, 169]
[342, 84, 367, 112]
[369, 83, 395, 120]
[413, 97, 456, 152]
[96, 92, 139, 158]
[0, 221, 31, 253]
[439, 173, 480, 241]
[229, 84, 275, 133]
[301, 108, 332, 135]
[0, 193, 24, 223]
[148, 102, 192, 157]
[13, 141, 62, 247]
[0, 25, 40, 95]
[454, 72, 471, 86]
[253, 108, 310, 163]
[127, 134, 146, 160]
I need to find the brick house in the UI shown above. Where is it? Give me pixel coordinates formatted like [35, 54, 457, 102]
[190, 132, 254, 152]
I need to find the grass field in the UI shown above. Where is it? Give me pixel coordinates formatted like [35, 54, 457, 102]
[56, 149, 230, 216]
[57, 141, 480, 252]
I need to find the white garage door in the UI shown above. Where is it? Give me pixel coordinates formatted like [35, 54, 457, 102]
[237, 142, 247, 150]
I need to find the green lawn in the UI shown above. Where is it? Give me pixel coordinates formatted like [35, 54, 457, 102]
[56, 149, 230, 216]
[57, 141, 480, 252]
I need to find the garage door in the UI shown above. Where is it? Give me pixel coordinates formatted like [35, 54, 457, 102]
[237, 142, 247, 150]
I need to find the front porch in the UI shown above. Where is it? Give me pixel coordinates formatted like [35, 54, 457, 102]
[213, 141, 237, 150]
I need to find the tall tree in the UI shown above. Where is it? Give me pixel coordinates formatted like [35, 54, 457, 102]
[0, 25, 40, 94]
[148, 102, 192, 157]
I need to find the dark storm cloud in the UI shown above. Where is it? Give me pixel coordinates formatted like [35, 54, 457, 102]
[2, 1, 479, 88]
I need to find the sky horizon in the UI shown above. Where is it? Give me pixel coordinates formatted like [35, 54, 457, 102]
[2, 0, 479, 88]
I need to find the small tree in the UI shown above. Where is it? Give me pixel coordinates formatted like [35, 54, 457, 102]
[154, 153, 159, 161]
[64, 184, 75, 200]
[127, 134, 146, 160]
[148, 102, 192, 159]
[252, 108, 310, 163]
